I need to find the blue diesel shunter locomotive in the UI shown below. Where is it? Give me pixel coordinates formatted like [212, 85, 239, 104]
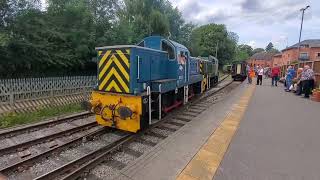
[90, 36, 219, 132]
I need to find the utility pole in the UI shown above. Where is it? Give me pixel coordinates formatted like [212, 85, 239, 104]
[299, 5, 310, 43]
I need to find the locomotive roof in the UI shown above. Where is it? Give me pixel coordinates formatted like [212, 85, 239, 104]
[95, 45, 166, 53]
[142, 36, 189, 51]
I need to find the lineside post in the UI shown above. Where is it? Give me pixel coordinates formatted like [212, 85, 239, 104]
[184, 86, 189, 105]
[159, 84, 162, 120]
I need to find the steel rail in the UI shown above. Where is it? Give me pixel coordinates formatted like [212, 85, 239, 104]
[0, 127, 106, 174]
[0, 111, 92, 140]
[0, 121, 98, 156]
[34, 134, 134, 180]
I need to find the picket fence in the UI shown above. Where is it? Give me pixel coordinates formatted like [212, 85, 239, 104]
[0, 76, 97, 116]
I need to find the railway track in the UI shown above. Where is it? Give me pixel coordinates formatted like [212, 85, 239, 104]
[0, 75, 238, 180]
[0, 112, 97, 171]
[0, 111, 92, 140]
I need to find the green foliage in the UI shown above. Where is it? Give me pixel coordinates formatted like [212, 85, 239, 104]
[190, 24, 237, 65]
[0, 0, 238, 76]
[235, 44, 253, 61]
[0, 103, 83, 128]
[252, 48, 265, 54]
[265, 42, 280, 54]
[268, 48, 280, 54]
[238, 44, 253, 56]
[265, 42, 274, 52]
[150, 10, 169, 36]
[235, 50, 249, 61]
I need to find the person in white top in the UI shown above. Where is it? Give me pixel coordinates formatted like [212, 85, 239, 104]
[256, 66, 263, 85]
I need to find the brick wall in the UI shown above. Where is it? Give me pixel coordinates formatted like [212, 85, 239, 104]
[246, 59, 272, 67]
[272, 55, 282, 66]
[280, 47, 320, 65]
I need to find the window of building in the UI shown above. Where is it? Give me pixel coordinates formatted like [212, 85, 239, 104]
[299, 52, 309, 59]
[161, 40, 175, 60]
[317, 52, 320, 58]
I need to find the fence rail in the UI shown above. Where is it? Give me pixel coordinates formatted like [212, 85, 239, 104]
[0, 76, 97, 116]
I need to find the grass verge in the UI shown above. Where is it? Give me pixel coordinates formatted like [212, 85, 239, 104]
[0, 103, 84, 129]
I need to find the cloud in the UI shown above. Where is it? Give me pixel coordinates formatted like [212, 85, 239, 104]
[169, 0, 320, 49]
[241, 0, 262, 12]
[247, 40, 256, 48]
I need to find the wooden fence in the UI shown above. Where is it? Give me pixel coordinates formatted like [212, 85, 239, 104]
[280, 60, 320, 88]
[0, 76, 97, 116]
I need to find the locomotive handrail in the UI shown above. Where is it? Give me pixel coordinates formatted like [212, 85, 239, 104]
[147, 86, 151, 125]
[137, 56, 140, 80]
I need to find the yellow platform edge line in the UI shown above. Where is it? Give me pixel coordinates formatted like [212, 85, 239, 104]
[176, 85, 256, 180]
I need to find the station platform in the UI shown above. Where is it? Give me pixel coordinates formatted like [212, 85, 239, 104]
[113, 79, 320, 180]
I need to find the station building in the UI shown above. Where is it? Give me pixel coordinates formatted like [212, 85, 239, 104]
[246, 52, 275, 67]
[272, 39, 320, 66]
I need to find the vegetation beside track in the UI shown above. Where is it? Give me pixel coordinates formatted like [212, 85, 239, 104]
[0, 104, 84, 129]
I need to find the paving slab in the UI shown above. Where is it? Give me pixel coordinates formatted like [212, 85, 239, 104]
[215, 81, 320, 180]
[113, 82, 248, 180]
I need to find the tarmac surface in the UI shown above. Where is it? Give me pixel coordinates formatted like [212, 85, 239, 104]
[215, 81, 320, 180]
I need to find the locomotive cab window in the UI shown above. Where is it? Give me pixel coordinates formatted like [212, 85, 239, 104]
[137, 41, 145, 47]
[177, 51, 188, 65]
[161, 40, 175, 60]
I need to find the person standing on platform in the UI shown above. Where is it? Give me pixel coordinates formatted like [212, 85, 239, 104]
[295, 68, 304, 95]
[246, 65, 251, 84]
[285, 66, 295, 92]
[249, 67, 255, 84]
[271, 64, 280, 86]
[256, 66, 263, 85]
[301, 65, 315, 98]
[264, 67, 270, 79]
[254, 65, 258, 76]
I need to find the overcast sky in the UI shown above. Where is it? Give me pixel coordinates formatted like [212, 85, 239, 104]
[169, 0, 319, 50]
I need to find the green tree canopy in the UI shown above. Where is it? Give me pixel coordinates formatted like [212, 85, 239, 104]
[150, 10, 169, 36]
[238, 44, 253, 56]
[265, 42, 274, 52]
[0, 0, 238, 77]
[190, 24, 237, 65]
[252, 48, 265, 54]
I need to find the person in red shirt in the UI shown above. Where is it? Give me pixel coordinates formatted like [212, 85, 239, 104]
[271, 64, 280, 86]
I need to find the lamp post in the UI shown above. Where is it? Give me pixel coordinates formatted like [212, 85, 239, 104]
[298, 5, 310, 43]
[298, 5, 310, 62]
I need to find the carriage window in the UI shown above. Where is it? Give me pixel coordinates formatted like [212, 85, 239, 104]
[137, 41, 145, 47]
[162, 41, 175, 59]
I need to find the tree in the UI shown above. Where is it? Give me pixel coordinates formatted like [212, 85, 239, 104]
[150, 10, 169, 36]
[0, 0, 243, 77]
[190, 24, 237, 65]
[252, 48, 265, 54]
[269, 48, 280, 54]
[265, 42, 274, 52]
[176, 22, 195, 50]
[238, 44, 253, 56]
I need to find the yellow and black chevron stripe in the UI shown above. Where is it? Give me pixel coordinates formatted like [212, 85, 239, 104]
[199, 61, 204, 74]
[98, 49, 130, 93]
